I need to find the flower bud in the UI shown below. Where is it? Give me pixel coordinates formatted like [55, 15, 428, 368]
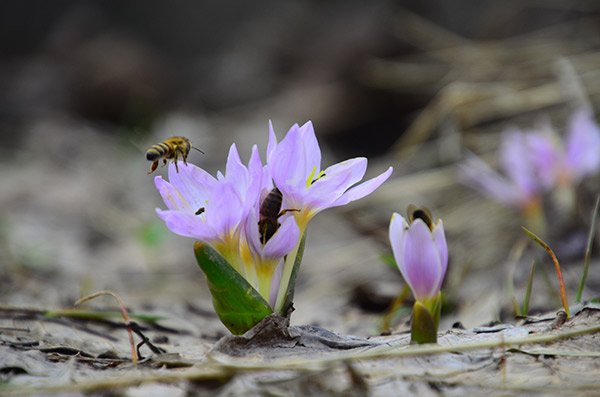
[389, 206, 448, 305]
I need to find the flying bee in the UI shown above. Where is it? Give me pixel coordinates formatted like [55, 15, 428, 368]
[258, 187, 300, 245]
[145, 136, 204, 175]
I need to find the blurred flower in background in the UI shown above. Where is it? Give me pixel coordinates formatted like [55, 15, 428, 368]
[527, 108, 600, 189]
[459, 108, 600, 235]
[460, 130, 543, 211]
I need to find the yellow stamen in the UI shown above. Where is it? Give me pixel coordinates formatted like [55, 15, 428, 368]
[306, 167, 326, 188]
[306, 166, 317, 188]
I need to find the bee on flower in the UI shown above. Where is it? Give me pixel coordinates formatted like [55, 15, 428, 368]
[152, 120, 393, 334]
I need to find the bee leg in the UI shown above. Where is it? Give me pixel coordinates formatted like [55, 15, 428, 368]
[176, 148, 188, 166]
[161, 158, 168, 168]
[148, 161, 159, 175]
[174, 160, 180, 173]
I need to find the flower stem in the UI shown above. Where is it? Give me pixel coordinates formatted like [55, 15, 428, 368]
[523, 199, 546, 238]
[274, 246, 297, 312]
[274, 232, 306, 313]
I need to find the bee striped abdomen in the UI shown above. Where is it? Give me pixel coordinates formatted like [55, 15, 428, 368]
[257, 188, 299, 245]
[261, 188, 283, 219]
[258, 188, 283, 245]
[146, 142, 173, 161]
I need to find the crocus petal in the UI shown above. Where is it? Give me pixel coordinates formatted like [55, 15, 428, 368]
[156, 209, 215, 241]
[459, 153, 530, 208]
[333, 166, 393, 207]
[225, 144, 249, 190]
[244, 210, 263, 257]
[262, 216, 300, 260]
[204, 183, 243, 238]
[269, 259, 284, 308]
[525, 130, 563, 189]
[432, 220, 448, 291]
[500, 130, 539, 195]
[566, 108, 600, 180]
[270, 124, 307, 190]
[303, 170, 353, 209]
[403, 219, 443, 302]
[155, 177, 191, 212]
[244, 145, 264, 206]
[298, 121, 321, 177]
[322, 158, 368, 188]
[269, 121, 321, 187]
[389, 213, 409, 271]
[165, 162, 217, 210]
[267, 120, 278, 163]
[294, 159, 372, 214]
[268, 121, 394, 227]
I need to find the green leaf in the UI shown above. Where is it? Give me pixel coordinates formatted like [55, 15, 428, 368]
[194, 242, 273, 335]
[411, 300, 438, 344]
[380, 253, 397, 269]
[577, 194, 600, 303]
[279, 233, 306, 316]
[522, 260, 536, 315]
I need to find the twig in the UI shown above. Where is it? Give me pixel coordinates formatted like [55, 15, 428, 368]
[128, 321, 167, 358]
[75, 290, 138, 364]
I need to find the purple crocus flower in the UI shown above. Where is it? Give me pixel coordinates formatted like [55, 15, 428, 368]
[154, 143, 263, 273]
[154, 121, 395, 315]
[528, 108, 600, 187]
[266, 120, 393, 311]
[267, 121, 393, 230]
[566, 108, 600, 180]
[389, 208, 448, 304]
[461, 109, 600, 212]
[459, 129, 543, 210]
